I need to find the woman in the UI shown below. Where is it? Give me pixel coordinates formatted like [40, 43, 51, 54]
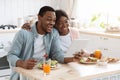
[55, 10, 91, 57]
[54, 10, 80, 53]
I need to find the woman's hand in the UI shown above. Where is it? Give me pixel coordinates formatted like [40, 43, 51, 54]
[22, 23, 31, 31]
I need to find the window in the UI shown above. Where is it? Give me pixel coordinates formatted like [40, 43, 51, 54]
[72, 0, 120, 29]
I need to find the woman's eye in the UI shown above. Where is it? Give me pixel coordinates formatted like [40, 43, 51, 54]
[65, 21, 68, 23]
[65, 20, 69, 23]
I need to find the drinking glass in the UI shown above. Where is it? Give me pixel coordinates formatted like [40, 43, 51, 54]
[43, 59, 51, 75]
[43, 64, 51, 74]
[94, 49, 102, 59]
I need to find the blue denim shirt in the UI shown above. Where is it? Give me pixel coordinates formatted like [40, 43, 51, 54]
[7, 23, 64, 80]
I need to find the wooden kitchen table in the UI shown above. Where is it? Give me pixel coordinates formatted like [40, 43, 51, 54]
[14, 62, 120, 80]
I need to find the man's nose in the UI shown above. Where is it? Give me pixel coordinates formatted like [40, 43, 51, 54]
[49, 21, 55, 25]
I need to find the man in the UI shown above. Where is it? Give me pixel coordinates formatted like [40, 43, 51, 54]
[7, 6, 74, 80]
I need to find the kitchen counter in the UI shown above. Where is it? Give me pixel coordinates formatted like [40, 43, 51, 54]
[15, 62, 120, 80]
[0, 28, 120, 39]
[0, 28, 20, 34]
[0, 49, 7, 58]
[79, 29, 120, 39]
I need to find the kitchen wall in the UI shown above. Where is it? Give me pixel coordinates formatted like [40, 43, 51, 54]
[0, 0, 72, 44]
[0, 0, 57, 27]
[0, 0, 59, 51]
[0, 0, 73, 27]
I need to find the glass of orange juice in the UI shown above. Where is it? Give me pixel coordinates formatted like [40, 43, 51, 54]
[43, 63, 51, 74]
[94, 49, 102, 59]
[43, 59, 51, 75]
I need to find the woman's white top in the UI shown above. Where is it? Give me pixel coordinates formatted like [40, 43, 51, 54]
[60, 32, 72, 54]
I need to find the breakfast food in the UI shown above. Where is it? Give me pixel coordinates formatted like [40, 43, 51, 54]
[51, 60, 58, 68]
[86, 57, 98, 62]
[80, 57, 98, 64]
[100, 57, 119, 63]
[38, 60, 58, 69]
[38, 61, 44, 69]
[107, 57, 119, 63]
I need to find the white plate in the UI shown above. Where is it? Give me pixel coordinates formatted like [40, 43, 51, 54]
[51, 64, 60, 70]
[79, 57, 97, 64]
[79, 61, 97, 64]
[36, 63, 60, 70]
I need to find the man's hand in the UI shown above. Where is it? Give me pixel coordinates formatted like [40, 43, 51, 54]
[22, 23, 31, 31]
[16, 59, 37, 69]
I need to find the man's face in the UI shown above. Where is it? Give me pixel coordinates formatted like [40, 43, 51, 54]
[38, 11, 56, 33]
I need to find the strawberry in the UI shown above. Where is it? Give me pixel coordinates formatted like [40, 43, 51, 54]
[44, 54, 48, 58]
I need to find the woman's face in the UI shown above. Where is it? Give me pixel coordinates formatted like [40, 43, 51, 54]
[56, 16, 69, 35]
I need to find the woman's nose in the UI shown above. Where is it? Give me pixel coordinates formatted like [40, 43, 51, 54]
[61, 23, 65, 27]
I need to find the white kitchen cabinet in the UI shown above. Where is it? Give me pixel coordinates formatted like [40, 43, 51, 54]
[79, 32, 120, 58]
[79, 33, 102, 52]
[98, 36, 120, 57]
[92, 74, 120, 80]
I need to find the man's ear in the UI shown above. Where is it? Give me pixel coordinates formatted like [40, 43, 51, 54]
[38, 15, 42, 20]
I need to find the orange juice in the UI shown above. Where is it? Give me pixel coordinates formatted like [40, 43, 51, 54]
[94, 49, 102, 59]
[43, 64, 51, 74]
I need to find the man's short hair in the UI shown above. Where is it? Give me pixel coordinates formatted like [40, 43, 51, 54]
[38, 6, 55, 17]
